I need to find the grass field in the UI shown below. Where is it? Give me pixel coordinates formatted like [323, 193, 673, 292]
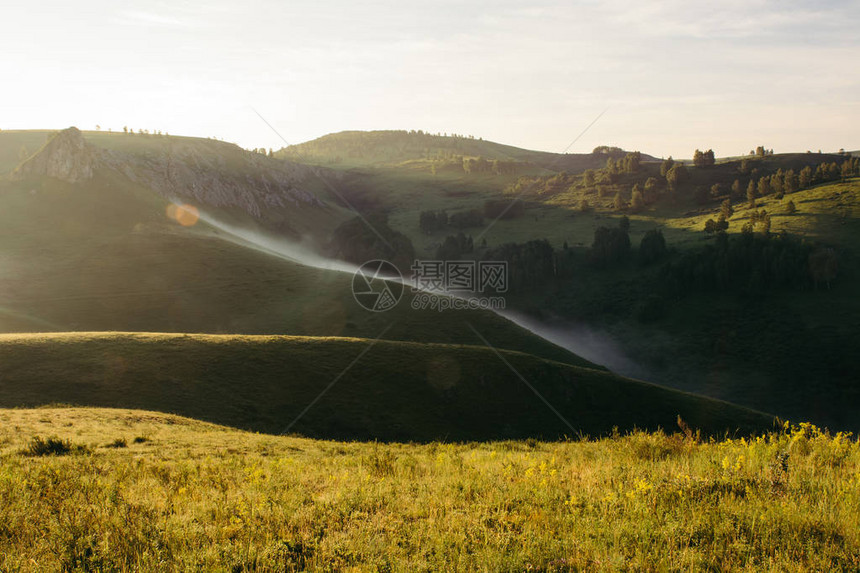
[0, 332, 773, 441]
[0, 407, 857, 571]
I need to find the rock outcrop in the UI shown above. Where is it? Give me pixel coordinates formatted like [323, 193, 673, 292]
[12, 127, 98, 183]
[11, 127, 331, 224]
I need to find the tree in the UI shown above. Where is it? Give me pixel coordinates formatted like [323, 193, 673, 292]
[591, 218, 631, 266]
[703, 149, 715, 166]
[710, 183, 722, 198]
[808, 247, 838, 289]
[770, 171, 784, 197]
[619, 215, 630, 232]
[757, 177, 771, 198]
[579, 198, 591, 212]
[639, 229, 666, 265]
[799, 166, 813, 189]
[784, 169, 798, 194]
[614, 192, 626, 211]
[666, 163, 688, 192]
[720, 198, 734, 220]
[704, 218, 717, 234]
[660, 156, 674, 178]
[631, 188, 645, 213]
[693, 149, 705, 167]
[122, 126, 128, 134]
[747, 180, 757, 208]
[731, 179, 742, 198]
[756, 146, 766, 157]
[643, 177, 659, 204]
[786, 200, 796, 214]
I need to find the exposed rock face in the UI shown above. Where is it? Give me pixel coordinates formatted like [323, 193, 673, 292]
[13, 127, 98, 183]
[11, 127, 331, 224]
[115, 143, 325, 218]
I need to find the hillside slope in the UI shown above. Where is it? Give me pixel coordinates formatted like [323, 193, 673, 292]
[0, 136, 595, 368]
[0, 332, 775, 440]
[278, 129, 657, 171]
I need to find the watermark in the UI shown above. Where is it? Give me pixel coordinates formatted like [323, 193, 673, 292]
[351, 260, 404, 312]
[351, 259, 508, 312]
[411, 260, 507, 293]
[411, 292, 506, 312]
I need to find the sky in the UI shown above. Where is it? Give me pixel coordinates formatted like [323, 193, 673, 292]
[1, 0, 858, 158]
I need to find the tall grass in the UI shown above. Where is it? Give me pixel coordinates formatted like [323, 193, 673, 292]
[0, 409, 858, 571]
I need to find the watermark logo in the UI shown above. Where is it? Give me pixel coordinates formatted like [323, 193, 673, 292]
[411, 260, 507, 293]
[351, 260, 404, 312]
[352, 259, 508, 312]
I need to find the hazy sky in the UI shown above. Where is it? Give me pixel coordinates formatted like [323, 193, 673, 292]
[2, 0, 858, 158]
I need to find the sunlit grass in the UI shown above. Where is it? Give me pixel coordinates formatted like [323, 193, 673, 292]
[1, 408, 857, 571]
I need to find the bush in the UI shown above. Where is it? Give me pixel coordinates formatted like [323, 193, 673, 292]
[105, 438, 128, 449]
[22, 436, 90, 457]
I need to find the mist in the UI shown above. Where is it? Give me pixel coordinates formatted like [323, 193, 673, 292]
[193, 205, 647, 379]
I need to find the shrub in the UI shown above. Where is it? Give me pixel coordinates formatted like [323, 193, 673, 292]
[22, 436, 90, 457]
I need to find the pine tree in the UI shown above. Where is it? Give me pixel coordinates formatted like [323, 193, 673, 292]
[747, 180, 757, 208]
[720, 199, 734, 220]
[799, 166, 812, 188]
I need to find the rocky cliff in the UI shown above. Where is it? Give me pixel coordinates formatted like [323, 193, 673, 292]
[11, 127, 332, 223]
[12, 127, 97, 183]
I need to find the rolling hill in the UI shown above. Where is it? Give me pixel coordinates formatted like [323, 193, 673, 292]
[277, 129, 658, 171]
[0, 128, 595, 369]
[0, 332, 775, 440]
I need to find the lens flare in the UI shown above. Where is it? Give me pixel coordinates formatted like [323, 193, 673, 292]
[167, 203, 200, 227]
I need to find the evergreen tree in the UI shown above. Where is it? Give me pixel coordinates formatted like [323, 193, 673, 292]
[799, 166, 813, 189]
[731, 179, 742, 198]
[784, 169, 798, 194]
[747, 180, 757, 208]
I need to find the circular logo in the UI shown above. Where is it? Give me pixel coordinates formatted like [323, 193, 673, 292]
[351, 260, 404, 312]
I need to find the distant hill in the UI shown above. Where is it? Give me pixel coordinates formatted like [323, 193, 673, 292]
[0, 128, 355, 241]
[0, 332, 775, 440]
[277, 130, 657, 172]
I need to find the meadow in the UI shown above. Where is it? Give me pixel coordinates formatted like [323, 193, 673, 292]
[1, 407, 858, 571]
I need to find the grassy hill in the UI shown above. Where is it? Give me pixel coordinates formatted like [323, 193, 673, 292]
[0, 407, 856, 571]
[277, 129, 657, 172]
[0, 332, 774, 441]
[0, 134, 598, 369]
[288, 141, 859, 431]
